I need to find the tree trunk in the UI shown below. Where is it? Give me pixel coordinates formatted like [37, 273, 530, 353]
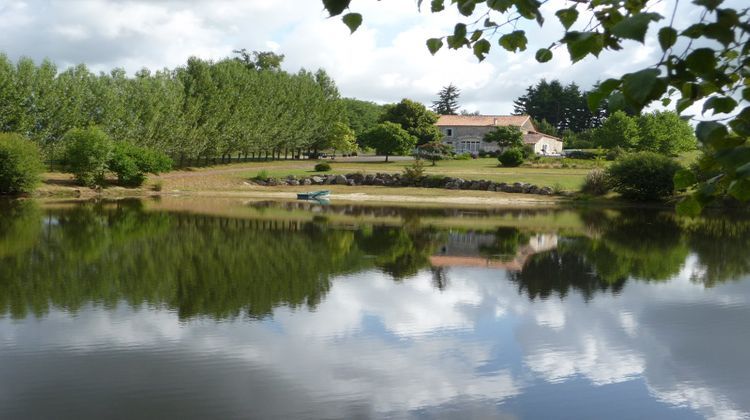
[385, 154, 389, 162]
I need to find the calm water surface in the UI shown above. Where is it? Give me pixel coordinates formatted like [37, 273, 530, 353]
[1, 198, 749, 419]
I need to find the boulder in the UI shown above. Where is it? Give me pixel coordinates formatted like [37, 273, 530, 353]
[372, 178, 385, 186]
[301, 178, 312, 186]
[347, 179, 356, 186]
[287, 179, 300, 186]
[311, 176, 324, 184]
[323, 176, 335, 185]
[334, 174, 348, 185]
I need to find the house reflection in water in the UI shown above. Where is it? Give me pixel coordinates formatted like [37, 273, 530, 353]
[431, 231, 558, 271]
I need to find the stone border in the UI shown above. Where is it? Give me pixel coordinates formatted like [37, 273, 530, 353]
[252, 173, 559, 196]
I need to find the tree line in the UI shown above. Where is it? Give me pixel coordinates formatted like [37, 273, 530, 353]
[0, 52, 343, 166]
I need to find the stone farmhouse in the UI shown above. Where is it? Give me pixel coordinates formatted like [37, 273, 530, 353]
[435, 115, 563, 155]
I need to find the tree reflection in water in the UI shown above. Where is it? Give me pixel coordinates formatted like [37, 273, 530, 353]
[0, 199, 748, 320]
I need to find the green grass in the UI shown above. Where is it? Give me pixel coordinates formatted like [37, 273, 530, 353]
[230, 158, 589, 191]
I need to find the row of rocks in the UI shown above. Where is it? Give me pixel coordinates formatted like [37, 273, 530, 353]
[253, 173, 558, 196]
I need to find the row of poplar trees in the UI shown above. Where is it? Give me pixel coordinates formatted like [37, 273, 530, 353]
[0, 51, 343, 166]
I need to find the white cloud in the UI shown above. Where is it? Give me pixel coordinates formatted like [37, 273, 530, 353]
[0, 0, 701, 113]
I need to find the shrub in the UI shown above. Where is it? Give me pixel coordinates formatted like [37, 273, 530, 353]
[498, 148, 525, 167]
[417, 141, 453, 165]
[454, 152, 472, 160]
[254, 169, 270, 181]
[402, 159, 426, 181]
[606, 146, 625, 161]
[314, 162, 332, 172]
[62, 127, 112, 187]
[152, 181, 163, 192]
[108, 142, 172, 187]
[0, 133, 45, 194]
[581, 168, 610, 195]
[564, 150, 597, 160]
[607, 152, 682, 201]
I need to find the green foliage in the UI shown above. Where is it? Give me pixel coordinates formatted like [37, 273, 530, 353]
[484, 126, 524, 149]
[417, 141, 453, 165]
[607, 152, 682, 201]
[0, 54, 342, 166]
[498, 148, 525, 167]
[255, 169, 270, 180]
[0, 133, 45, 194]
[514, 80, 607, 133]
[454, 152, 472, 160]
[360, 121, 417, 161]
[61, 127, 112, 187]
[402, 158, 426, 180]
[326, 121, 357, 153]
[341, 98, 385, 142]
[532, 118, 558, 136]
[232, 49, 285, 71]
[314, 162, 332, 172]
[381, 99, 442, 145]
[324, 0, 750, 210]
[581, 168, 610, 196]
[593, 110, 640, 150]
[637, 111, 696, 155]
[432, 83, 461, 115]
[108, 142, 173, 187]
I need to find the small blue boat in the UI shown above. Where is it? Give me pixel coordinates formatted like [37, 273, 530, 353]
[297, 190, 330, 200]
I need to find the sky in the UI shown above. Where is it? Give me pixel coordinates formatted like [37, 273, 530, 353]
[0, 0, 712, 114]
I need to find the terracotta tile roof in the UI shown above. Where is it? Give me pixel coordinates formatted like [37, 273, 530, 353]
[436, 114, 531, 127]
[524, 132, 563, 144]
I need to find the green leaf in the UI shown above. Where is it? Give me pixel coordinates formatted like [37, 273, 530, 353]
[658, 27, 677, 50]
[473, 39, 491, 61]
[487, 0, 512, 12]
[431, 0, 445, 12]
[704, 22, 734, 46]
[728, 179, 750, 201]
[535, 48, 553, 63]
[587, 78, 620, 110]
[702, 96, 738, 115]
[611, 13, 662, 43]
[457, 0, 476, 16]
[693, 0, 723, 11]
[686, 48, 716, 76]
[342, 13, 362, 33]
[674, 169, 697, 189]
[322, 0, 351, 16]
[607, 92, 627, 112]
[695, 121, 728, 145]
[681, 23, 706, 38]
[555, 7, 579, 30]
[676, 98, 694, 113]
[621, 68, 663, 108]
[564, 32, 604, 62]
[736, 162, 750, 177]
[498, 31, 528, 52]
[676, 195, 702, 217]
[426, 38, 444, 55]
[453, 23, 467, 39]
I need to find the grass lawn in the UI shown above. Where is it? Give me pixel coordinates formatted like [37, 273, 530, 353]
[231, 157, 590, 191]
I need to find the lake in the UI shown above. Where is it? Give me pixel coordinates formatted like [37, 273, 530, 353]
[1, 198, 749, 419]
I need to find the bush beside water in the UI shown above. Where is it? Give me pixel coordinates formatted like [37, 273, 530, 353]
[61, 127, 171, 187]
[0, 133, 45, 195]
[607, 152, 681, 201]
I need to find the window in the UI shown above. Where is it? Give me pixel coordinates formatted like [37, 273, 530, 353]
[445, 128, 453, 137]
